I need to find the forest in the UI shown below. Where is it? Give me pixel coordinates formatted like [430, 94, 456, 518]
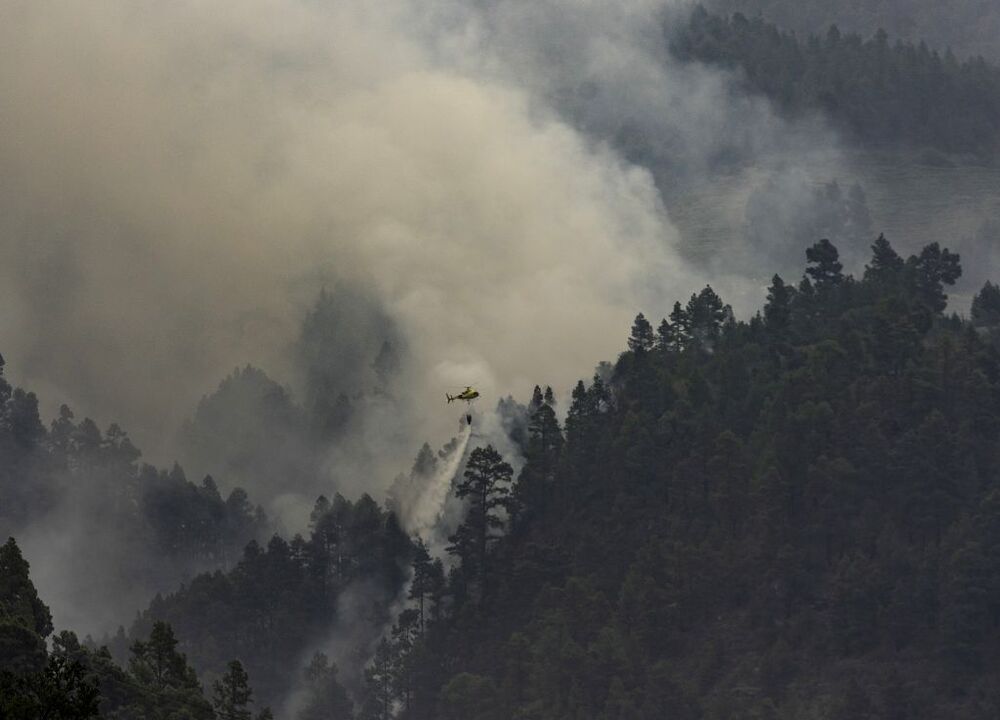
[6, 1, 1000, 719]
[7, 232, 1000, 717]
[671, 6, 1000, 155]
[701, 0, 1000, 62]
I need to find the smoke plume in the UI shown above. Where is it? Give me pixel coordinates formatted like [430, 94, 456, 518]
[0, 0, 887, 644]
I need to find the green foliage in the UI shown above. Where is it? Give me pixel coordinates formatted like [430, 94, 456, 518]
[972, 280, 1000, 327]
[672, 6, 1000, 155]
[0, 544, 223, 720]
[1, 367, 269, 623]
[0, 655, 100, 720]
[8, 230, 1000, 718]
[763, 275, 793, 332]
[0, 538, 52, 673]
[124, 622, 214, 719]
[129, 622, 200, 693]
[702, 0, 1000, 63]
[865, 233, 904, 283]
[0, 550, 100, 719]
[381, 234, 1000, 719]
[446, 445, 514, 600]
[212, 660, 254, 720]
[130, 497, 412, 709]
[686, 286, 732, 348]
[0, 358, 51, 527]
[628, 314, 656, 354]
[805, 238, 844, 288]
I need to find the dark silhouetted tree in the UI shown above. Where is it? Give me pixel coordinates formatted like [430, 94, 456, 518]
[447, 446, 514, 599]
[628, 314, 656, 354]
[805, 239, 844, 288]
[212, 660, 254, 720]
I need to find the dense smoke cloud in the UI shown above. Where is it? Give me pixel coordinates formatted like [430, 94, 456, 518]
[421, 0, 861, 303]
[3, 0, 950, 644]
[434, 0, 837, 174]
[0, 0, 699, 473]
[0, 0, 713, 636]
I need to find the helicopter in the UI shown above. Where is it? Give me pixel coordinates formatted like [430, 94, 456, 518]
[446, 386, 480, 425]
[446, 386, 480, 404]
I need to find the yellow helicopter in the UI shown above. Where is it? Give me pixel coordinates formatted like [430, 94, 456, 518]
[446, 386, 480, 425]
[446, 386, 480, 404]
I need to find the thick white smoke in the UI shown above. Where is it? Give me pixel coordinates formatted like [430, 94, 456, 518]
[0, 0, 712, 637]
[402, 424, 472, 545]
[0, 0, 694, 470]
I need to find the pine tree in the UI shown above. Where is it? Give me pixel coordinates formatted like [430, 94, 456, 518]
[309, 495, 331, 531]
[864, 233, 903, 283]
[805, 238, 844, 288]
[429, 558, 446, 624]
[514, 392, 565, 523]
[668, 302, 690, 350]
[908, 241, 962, 314]
[762, 275, 794, 335]
[360, 638, 394, 720]
[128, 622, 197, 692]
[0, 538, 52, 673]
[972, 281, 1000, 327]
[409, 538, 434, 632]
[628, 313, 656, 354]
[127, 622, 212, 718]
[529, 385, 544, 413]
[686, 286, 731, 347]
[656, 318, 673, 350]
[527, 401, 564, 472]
[0, 655, 101, 720]
[446, 446, 514, 599]
[390, 609, 421, 713]
[212, 660, 254, 720]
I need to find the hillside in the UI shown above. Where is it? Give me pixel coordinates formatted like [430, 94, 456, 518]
[366, 235, 1000, 719]
[664, 151, 1000, 301]
[670, 7, 1000, 157]
[8, 234, 1000, 718]
[702, 0, 1000, 63]
[9, 1, 1000, 719]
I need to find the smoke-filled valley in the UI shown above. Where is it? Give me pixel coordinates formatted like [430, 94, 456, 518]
[5, 0, 1000, 718]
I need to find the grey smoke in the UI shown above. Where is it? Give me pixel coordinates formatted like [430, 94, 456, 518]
[0, 0, 704, 470]
[4, 0, 997, 652]
[0, 0, 702, 639]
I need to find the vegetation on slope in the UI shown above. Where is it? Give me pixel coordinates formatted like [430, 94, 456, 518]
[9, 231, 1000, 719]
[367, 234, 1000, 719]
[671, 6, 1000, 157]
